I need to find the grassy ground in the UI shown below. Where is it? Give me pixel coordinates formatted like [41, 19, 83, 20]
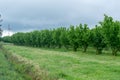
[0, 49, 26, 80]
[4, 44, 120, 80]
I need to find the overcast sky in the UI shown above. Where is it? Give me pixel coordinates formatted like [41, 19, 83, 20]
[0, 0, 120, 35]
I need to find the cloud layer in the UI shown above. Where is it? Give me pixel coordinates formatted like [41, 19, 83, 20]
[2, 30, 13, 37]
[0, 0, 120, 32]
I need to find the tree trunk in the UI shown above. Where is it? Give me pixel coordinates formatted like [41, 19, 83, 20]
[58, 44, 62, 48]
[112, 49, 118, 56]
[96, 48, 102, 55]
[83, 45, 88, 53]
[47, 44, 50, 48]
[65, 45, 69, 50]
[73, 46, 77, 52]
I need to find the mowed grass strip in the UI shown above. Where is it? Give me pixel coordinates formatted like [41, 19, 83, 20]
[0, 49, 25, 80]
[4, 44, 120, 80]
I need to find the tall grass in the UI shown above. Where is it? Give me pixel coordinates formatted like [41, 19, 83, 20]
[4, 44, 120, 80]
[0, 49, 26, 80]
[1, 46, 56, 80]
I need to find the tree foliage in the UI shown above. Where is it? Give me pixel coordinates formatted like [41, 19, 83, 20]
[100, 15, 120, 56]
[2, 15, 120, 56]
[91, 25, 106, 54]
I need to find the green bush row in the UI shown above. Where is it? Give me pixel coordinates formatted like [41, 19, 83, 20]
[2, 15, 120, 56]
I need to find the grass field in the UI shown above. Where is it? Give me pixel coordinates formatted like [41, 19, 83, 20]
[3, 44, 120, 80]
[0, 49, 26, 80]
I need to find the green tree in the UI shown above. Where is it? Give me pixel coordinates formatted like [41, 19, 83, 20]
[68, 25, 79, 51]
[81, 24, 90, 52]
[60, 27, 70, 49]
[75, 24, 83, 47]
[2, 36, 12, 43]
[52, 28, 62, 48]
[100, 15, 120, 56]
[91, 25, 106, 54]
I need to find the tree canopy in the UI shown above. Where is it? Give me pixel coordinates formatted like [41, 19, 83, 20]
[2, 15, 120, 56]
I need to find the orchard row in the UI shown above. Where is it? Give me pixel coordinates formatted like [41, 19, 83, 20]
[2, 15, 120, 56]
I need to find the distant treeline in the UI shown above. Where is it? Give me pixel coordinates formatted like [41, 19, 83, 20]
[2, 15, 120, 56]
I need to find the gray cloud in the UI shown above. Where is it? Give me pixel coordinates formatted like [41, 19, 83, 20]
[0, 0, 120, 32]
